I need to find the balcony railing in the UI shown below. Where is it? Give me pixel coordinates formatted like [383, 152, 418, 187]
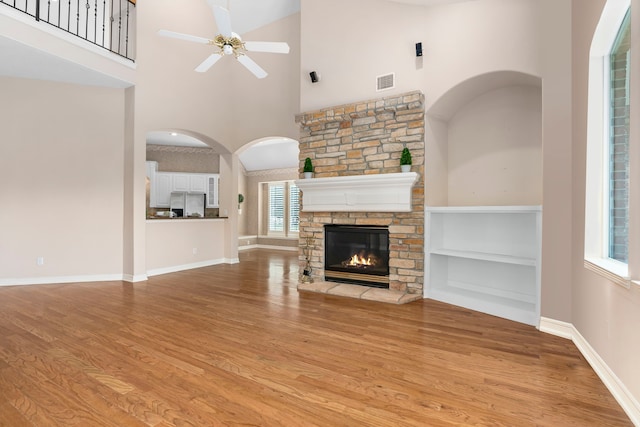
[1, 0, 136, 61]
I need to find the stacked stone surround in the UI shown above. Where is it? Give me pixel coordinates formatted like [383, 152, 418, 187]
[295, 91, 425, 295]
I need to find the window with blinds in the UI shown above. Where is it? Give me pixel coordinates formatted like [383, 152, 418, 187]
[289, 183, 299, 233]
[265, 181, 299, 236]
[268, 183, 285, 233]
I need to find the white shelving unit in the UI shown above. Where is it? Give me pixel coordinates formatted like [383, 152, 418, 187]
[425, 206, 542, 326]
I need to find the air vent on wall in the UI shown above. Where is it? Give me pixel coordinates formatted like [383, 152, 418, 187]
[376, 73, 395, 91]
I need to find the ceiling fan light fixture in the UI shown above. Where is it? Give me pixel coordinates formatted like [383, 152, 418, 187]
[158, 3, 289, 79]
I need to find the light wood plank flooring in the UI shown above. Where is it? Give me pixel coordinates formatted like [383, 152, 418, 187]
[0, 249, 632, 426]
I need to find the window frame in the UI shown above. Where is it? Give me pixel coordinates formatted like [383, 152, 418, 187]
[584, 0, 632, 286]
[262, 180, 300, 238]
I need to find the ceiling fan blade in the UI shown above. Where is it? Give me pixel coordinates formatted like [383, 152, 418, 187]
[210, 3, 233, 38]
[237, 55, 268, 79]
[157, 29, 211, 45]
[244, 41, 290, 54]
[195, 53, 223, 73]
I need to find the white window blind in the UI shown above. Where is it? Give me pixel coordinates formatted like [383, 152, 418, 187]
[289, 183, 299, 233]
[268, 183, 285, 233]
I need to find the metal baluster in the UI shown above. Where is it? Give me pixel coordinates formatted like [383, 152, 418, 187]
[35, 0, 39, 21]
[124, 0, 129, 58]
[101, 0, 105, 48]
[67, 0, 71, 32]
[93, 0, 97, 42]
[118, 0, 122, 55]
[85, 0, 89, 39]
[75, 0, 79, 35]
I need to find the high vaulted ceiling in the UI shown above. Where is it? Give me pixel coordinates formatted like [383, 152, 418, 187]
[1, 0, 476, 171]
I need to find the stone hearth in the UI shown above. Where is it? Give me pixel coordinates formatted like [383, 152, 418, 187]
[295, 91, 425, 303]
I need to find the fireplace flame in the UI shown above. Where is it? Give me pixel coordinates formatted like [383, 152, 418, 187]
[342, 251, 379, 268]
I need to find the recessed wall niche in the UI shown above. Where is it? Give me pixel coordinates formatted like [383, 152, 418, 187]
[426, 71, 543, 207]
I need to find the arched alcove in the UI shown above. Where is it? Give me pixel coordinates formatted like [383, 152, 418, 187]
[235, 136, 299, 242]
[426, 71, 542, 206]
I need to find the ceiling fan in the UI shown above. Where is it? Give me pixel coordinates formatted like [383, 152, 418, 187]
[157, 0, 290, 79]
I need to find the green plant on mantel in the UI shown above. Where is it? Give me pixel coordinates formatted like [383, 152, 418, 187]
[400, 147, 412, 165]
[303, 157, 314, 173]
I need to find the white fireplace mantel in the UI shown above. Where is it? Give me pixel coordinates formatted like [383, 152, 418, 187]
[294, 172, 419, 212]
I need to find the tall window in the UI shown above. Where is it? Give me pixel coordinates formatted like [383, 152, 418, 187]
[584, 0, 631, 282]
[264, 181, 299, 237]
[268, 183, 285, 233]
[608, 9, 630, 263]
[289, 183, 300, 233]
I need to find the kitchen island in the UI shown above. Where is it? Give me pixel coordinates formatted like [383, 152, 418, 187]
[146, 218, 227, 276]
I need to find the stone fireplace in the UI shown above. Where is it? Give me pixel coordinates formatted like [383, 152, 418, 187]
[295, 91, 425, 303]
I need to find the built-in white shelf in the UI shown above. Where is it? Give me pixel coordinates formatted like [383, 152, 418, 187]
[429, 248, 537, 266]
[294, 172, 419, 212]
[425, 205, 542, 327]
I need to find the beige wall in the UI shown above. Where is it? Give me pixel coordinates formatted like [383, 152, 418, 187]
[300, 0, 540, 113]
[0, 77, 125, 281]
[571, 0, 640, 404]
[447, 85, 542, 206]
[146, 219, 226, 273]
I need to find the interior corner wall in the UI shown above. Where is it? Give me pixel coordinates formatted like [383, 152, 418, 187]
[425, 116, 449, 207]
[0, 77, 125, 281]
[538, 0, 573, 323]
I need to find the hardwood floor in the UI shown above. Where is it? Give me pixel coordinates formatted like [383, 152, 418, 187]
[0, 249, 632, 426]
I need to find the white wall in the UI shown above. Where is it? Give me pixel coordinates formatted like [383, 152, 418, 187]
[0, 77, 125, 283]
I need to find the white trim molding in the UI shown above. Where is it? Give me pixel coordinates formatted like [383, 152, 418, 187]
[0, 274, 129, 286]
[147, 258, 227, 277]
[540, 317, 640, 426]
[295, 172, 419, 212]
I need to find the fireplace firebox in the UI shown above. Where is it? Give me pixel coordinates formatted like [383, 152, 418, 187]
[324, 225, 390, 288]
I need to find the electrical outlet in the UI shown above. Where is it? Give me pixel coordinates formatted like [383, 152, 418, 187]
[36, 257, 44, 266]
[192, 248, 198, 255]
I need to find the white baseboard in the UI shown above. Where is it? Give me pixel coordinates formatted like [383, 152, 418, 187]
[122, 274, 148, 283]
[0, 274, 126, 287]
[146, 258, 226, 277]
[239, 244, 259, 251]
[538, 317, 574, 340]
[540, 317, 640, 426]
[256, 244, 298, 252]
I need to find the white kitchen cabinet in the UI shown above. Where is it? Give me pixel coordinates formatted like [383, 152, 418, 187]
[189, 174, 208, 193]
[206, 175, 219, 208]
[155, 173, 172, 207]
[425, 206, 542, 326]
[148, 169, 219, 209]
[146, 161, 158, 207]
[171, 174, 190, 192]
